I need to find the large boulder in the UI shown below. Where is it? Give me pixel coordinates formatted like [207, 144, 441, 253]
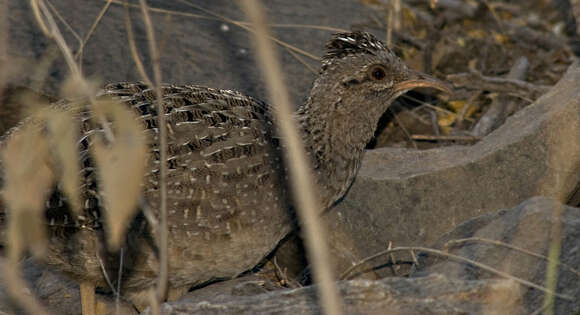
[142, 273, 523, 315]
[319, 62, 580, 278]
[416, 197, 580, 315]
[2, 0, 375, 106]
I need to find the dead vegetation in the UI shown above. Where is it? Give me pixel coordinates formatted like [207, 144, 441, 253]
[0, 0, 578, 314]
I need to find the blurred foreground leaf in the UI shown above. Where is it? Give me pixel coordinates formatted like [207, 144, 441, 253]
[91, 99, 147, 250]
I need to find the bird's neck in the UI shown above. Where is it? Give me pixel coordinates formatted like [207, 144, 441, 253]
[295, 93, 377, 209]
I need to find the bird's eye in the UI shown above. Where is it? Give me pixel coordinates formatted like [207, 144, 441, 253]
[368, 65, 387, 81]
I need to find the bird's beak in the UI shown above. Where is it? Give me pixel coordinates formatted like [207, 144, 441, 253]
[393, 69, 453, 95]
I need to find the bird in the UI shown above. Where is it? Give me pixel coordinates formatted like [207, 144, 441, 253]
[0, 31, 450, 308]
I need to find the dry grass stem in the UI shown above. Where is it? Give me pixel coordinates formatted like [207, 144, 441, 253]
[240, 1, 343, 315]
[392, 112, 419, 149]
[137, 0, 170, 303]
[96, 252, 119, 295]
[178, 0, 321, 61]
[91, 100, 147, 250]
[410, 134, 481, 142]
[284, 47, 318, 75]
[0, 0, 8, 92]
[74, 0, 114, 61]
[111, 0, 348, 32]
[45, 0, 83, 55]
[124, 4, 153, 87]
[445, 237, 580, 278]
[30, 0, 86, 90]
[80, 281, 97, 315]
[543, 204, 564, 315]
[339, 246, 573, 301]
[116, 247, 124, 314]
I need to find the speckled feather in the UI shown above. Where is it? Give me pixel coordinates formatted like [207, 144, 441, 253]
[39, 82, 295, 297]
[0, 32, 446, 305]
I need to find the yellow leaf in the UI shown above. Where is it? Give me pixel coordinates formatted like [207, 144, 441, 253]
[493, 32, 510, 44]
[448, 100, 467, 113]
[467, 29, 486, 39]
[402, 7, 418, 25]
[463, 103, 478, 119]
[440, 125, 452, 135]
[438, 111, 456, 127]
[415, 29, 427, 40]
[457, 37, 466, 47]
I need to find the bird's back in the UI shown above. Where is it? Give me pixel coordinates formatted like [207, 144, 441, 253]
[2, 82, 295, 298]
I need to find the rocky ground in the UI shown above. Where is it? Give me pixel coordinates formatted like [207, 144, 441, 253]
[0, 0, 579, 314]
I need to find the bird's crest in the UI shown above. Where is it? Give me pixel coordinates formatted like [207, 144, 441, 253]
[323, 31, 389, 62]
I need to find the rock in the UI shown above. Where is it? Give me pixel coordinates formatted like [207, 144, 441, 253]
[0, 258, 81, 315]
[0, 258, 137, 315]
[141, 273, 523, 315]
[2, 0, 376, 107]
[415, 197, 580, 315]
[314, 62, 580, 278]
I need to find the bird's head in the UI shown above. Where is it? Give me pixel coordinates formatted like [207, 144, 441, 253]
[302, 31, 451, 149]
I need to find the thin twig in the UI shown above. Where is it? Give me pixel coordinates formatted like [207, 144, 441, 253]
[109, 0, 348, 33]
[445, 237, 580, 278]
[30, 0, 84, 85]
[74, 0, 113, 62]
[402, 94, 465, 120]
[115, 247, 124, 315]
[96, 252, 118, 295]
[138, 0, 169, 305]
[471, 56, 529, 137]
[240, 2, 343, 315]
[178, 0, 320, 61]
[411, 134, 481, 142]
[391, 110, 418, 149]
[45, 0, 83, 55]
[284, 46, 318, 75]
[124, 4, 153, 87]
[447, 71, 550, 100]
[543, 203, 565, 315]
[339, 246, 573, 301]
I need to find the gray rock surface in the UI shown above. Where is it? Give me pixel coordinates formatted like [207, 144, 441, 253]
[416, 197, 580, 315]
[320, 62, 580, 278]
[143, 273, 523, 315]
[0, 258, 81, 315]
[2, 0, 376, 107]
[0, 257, 138, 315]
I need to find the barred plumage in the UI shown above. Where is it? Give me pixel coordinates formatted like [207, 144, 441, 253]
[0, 32, 450, 306]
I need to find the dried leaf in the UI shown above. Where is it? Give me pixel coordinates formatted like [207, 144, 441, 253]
[492, 32, 510, 45]
[437, 111, 456, 132]
[448, 100, 466, 112]
[44, 108, 82, 215]
[90, 99, 147, 250]
[429, 0, 438, 10]
[402, 7, 418, 26]
[1, 123, 54, 260]
[467, 29, 486, 39]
